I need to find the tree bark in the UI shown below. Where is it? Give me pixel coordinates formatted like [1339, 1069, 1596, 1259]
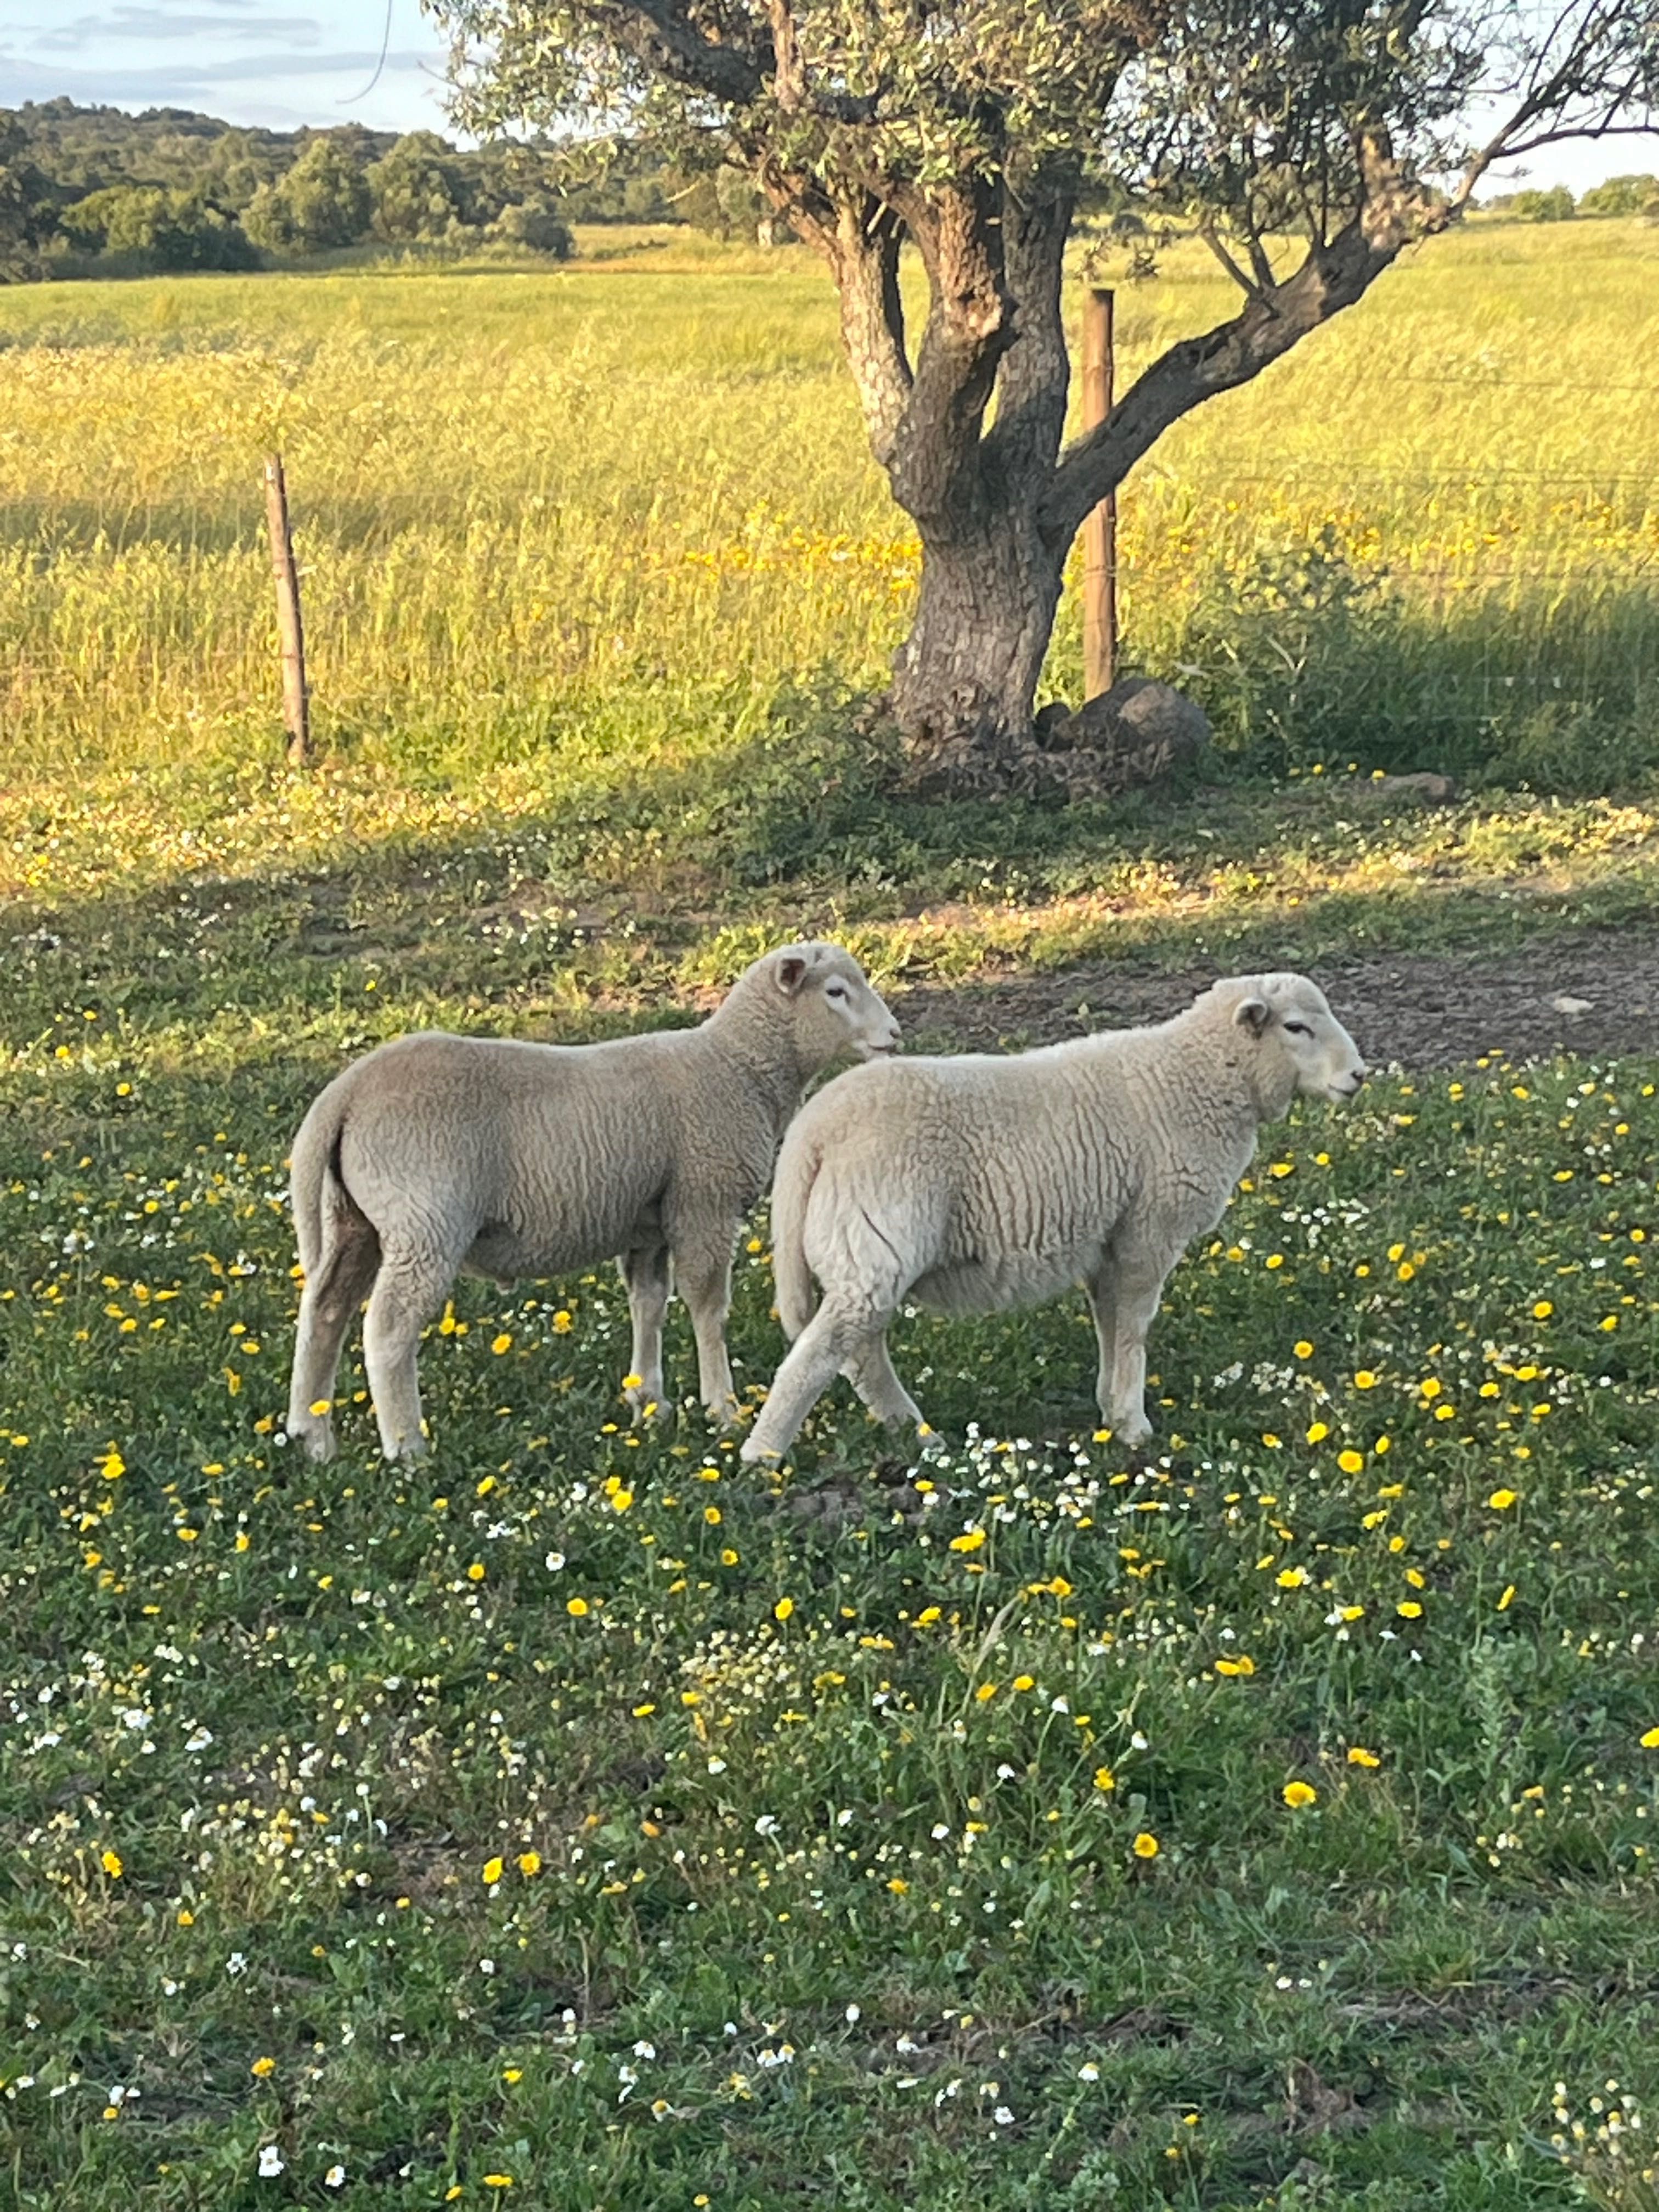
[890, 495, 1065, 792]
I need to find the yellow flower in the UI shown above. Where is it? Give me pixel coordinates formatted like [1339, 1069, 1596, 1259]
[1012, 1674, 1035, 1692]
[1532, 1301, 1553, 1320]
[1306, 1421, 1329, 1443]
[483, 1857, 504, 1884]
[177, 1909, 193, 1926]
[622, 1372, 643, 1391]
[949, 1527, 987, 1553]
[1353, 1369, 1378, 1390]
[975, 1682, 998, 1702]
[915, 1606, 941, 1626]
[503, 2068, 523, 2084]
[1294, 1341, 1314, 1359]
[250, 2056, 275, 2078]
[1396, 1600, 1423, 1618]
[1346, 1747, 1381, 1769]
[566, 1596, 589, 1617]
[887, 1876, 909, 1894]
[482, 2179, 514, 2192]
[1487, 1488, 1518, 1510]
[1337, 1449, 1364, 1475]
[1215, 1655, 1255, 1677]
[467, 1562, 486, 1581]
[610, 1489, 634, 1514]
[720, 1547, 738, 1566]
[101, 1849, 123, 1878]
[704, 1505, 721, 1525]
[1420, 1377, 1442, 1400]
[1093, 1766, 1117, 1792]
[1640, 1727, 1659, 1750]
[552, 1310, 573, 1333]
[1276, 1566, 1308, 1589]
[632, 1701, 656, 1717]
[1497, 1584, 1516, 1612]
[774, 1596, 794, 1622]
[517, 1851, 542, 1877]
[492, 1333, 512, 1355]
[1282, 1781, 1317, 1809]
[1132, 1832, 1160, 1860]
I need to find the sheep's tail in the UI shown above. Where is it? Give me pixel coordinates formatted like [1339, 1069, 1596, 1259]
[769, 1119, 823, 1341]
[289, 1087, 370, 1289]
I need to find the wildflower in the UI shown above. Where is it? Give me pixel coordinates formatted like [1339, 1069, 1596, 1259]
[325, 2168, 346, 2190]
[1338, 1449, 1364, 1474]
[1497, 1585, 1516, 1612]
[1346, 1747, 1381, 1768]
[975, 1682, 997, 1702]
[1079, 2062, 1100, 2081]
[467, 1562, 486, 1581]
[1354, 1370, 1378, 1390]
[1532, 1301, 1553, 1320]
[1132, 1832, 1160, 1860]
[774, 1596, 794, 1623]
[1282, 1781, 1318, 1809]
[1641, 1728, 1659, 1750]
[1093, 1766, 1117, 1792]
[1306, 1421, 1329, 1443]
[482, 2179, 514, 2192]
[1396, 1600, 1423, 1618]
[566, 1597, 589, 1617]
[1487, 1488, 1518, 1510]
[250, 2056, 275, 2078]
[887, 1876, 909, 1894]
[950, 1528, 987, 1553]
[1215, 1655, 1255, 1677]
[257, 2146, 285, 2178]
[101, 1849, 123, 1878]
[1012, 1674, 1035, 1692]
[492, 1333, 512, 1355]
[1276, 1566, 1308, 1589]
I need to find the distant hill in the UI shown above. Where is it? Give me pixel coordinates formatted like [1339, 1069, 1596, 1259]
[0, 97, 684, 280]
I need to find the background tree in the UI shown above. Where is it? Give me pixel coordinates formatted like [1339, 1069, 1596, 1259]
[242, 136, 373, 254]
[368, 129, 474, 243]
[1577, 170, 1659, 214]
[1509, 182, 1578, 218]
[0, 115, 53, 279]
[436, 0, 1659, 792]
[59, 182, 257, 271]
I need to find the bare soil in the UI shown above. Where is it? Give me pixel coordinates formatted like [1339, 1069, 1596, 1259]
[897, 924, 1659, 1069]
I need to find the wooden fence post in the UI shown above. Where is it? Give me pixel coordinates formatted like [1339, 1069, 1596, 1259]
[1081, 287, 1118, 701]
[263, 453, 309, 767]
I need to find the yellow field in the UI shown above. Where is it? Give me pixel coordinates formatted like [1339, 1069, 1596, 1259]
[1, 216, 1656, 912]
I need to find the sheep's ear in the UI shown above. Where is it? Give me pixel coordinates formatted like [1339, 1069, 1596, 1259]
[1233, 996, 1272, 1037]
[776, 954, 808, 995]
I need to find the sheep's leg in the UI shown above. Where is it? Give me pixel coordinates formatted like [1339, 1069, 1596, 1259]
[841, 1336, 923, 1431]
[1084, 1263, 1119, 1430]
[618, 1242, 672, 1419]
[742, 1296, 890, 1463]
[362, 1246, 453, 1460]
[1103, 1238, 1176, 1448]
[287, 1223, 381, 1462]
[673, 1238, 739, 1424]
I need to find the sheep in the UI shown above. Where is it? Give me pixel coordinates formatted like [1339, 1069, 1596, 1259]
[285, 943, 900, 1462]
[740, 972, 1365, 1464]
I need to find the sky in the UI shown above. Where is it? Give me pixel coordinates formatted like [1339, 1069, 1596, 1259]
[0, 0, 1649, 187]
[0, 0, 453, 138]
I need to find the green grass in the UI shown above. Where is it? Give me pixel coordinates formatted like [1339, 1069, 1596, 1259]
[3, 219, 1659, 2209]
[2, 1003, 1657, 2209]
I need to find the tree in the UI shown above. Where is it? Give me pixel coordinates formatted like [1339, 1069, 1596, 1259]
[1578, 170, 1659, 214]
[0, 114, 54, 280]
[484, 194, 576, 255]
[1510, 182, 1577, 218]
[436, 0, 1659, 791]
[367, 130, 473, 242]
[59, 183, 257, 270]
[242, 136, 373, 254]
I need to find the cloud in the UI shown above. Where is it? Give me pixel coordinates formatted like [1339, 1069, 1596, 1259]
[37, 9, 326, 54]
[0, 47, 438, 98]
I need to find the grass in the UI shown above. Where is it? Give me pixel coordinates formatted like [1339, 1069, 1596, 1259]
[2, 215, 1659, 2208]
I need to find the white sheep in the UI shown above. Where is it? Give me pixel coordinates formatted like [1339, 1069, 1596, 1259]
[286, 943, 900, 1462]
[741, 972, 1365, 1463]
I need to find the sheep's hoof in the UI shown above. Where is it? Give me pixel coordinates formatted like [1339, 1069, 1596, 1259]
[740, 1436, 782, 1468]
[704, 1393, 742, 1429]
[292, 1418, 337, 1464]
[382, 1435, 431, 1463]
[627, 1389, 668, 1427]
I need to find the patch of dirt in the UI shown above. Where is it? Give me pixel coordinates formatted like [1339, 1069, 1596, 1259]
[895, 926, 1659, 1070]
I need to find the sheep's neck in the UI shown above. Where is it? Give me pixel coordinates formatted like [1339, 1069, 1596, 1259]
[699, 1004, 809, 1136]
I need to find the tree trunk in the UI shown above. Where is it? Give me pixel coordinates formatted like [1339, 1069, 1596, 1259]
[889, 498, 1064, 792]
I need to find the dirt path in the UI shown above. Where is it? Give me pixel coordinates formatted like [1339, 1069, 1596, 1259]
[896, 925, 1659, 1069]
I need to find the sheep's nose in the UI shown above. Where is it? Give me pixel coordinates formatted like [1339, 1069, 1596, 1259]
[1348, 1066, 1367, 1091]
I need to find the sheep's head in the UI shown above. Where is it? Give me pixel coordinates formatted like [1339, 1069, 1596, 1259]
[771, 941, 900, 1069]
[1227, 973, 1366, 1113]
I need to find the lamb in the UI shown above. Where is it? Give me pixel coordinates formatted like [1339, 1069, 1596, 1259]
[741, 972, 1365, 1464]
[285, 942, 900, 1462]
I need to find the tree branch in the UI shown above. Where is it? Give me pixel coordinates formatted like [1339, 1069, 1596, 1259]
[981, 190, 1074, 486]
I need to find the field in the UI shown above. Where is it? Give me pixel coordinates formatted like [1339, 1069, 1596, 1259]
[1, 218, 1658, 2210]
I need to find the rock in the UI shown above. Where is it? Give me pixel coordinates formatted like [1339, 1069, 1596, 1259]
[1370, 771, 1458, 804]
[1035, 678, 1211, 796]
[1551, 994, 1594, 1015]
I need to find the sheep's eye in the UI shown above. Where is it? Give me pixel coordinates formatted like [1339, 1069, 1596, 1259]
[826, 984, 848, 1001]
[1284, 1020, 1311, 1037]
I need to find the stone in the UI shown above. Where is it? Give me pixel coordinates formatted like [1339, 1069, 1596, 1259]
[1369, 771, 1458, 804]
[1036, 678, 1211, 796]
